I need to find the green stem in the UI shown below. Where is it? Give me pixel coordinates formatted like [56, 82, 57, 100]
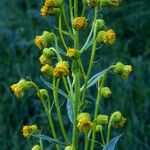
[81, 0, 86, 16]
[81, 7, 98, 102]
[62, 4, 72, 34]
[84, 133, 89, 150]
[72, 67, 80, 149]
[90, 75, 107, 150]
[100, 129, 106, 146]
[106, 117, 112, 143]
[58, 13, 68, 50]
[53, 78, 70, 145]
[40, 139, 43, 150]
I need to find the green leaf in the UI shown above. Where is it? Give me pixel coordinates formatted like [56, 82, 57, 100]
[79, 101, 92, 111]
[102, 134, 123, 150]
[81, 67, 110, 90]
[66, 100, 74, 124]
[40, 76, 69, 100]
[32, 134, 66, 146]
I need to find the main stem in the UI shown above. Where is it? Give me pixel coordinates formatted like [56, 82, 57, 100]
[53, 78, 70, 145]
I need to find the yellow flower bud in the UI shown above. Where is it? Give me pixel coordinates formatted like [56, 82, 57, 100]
[111, 111, 126, 128]
[100, 0, 120, 7]
[77, 113, 93, 132]
[96, 115, 109, 125]
[41, 5, 61, 16]
[34, 31, 54, 50]
[97, 29, 116, 45]
[86, 0, 99, 7]
[54, 61, 69, 77]
[44, 0, 63, 7]
[96, 125, 103, 133]
[66, 48, 80, 59]
[72, 17, 88, 31]
[113, 62, 133, 79]
[101, 87, 112, 98]
[22, 124, 40, 139]
[10, 79, 30, 98]
[39, 54, 52, 65]
[32, 145, 41, 150]
[41, 64, 54, 78]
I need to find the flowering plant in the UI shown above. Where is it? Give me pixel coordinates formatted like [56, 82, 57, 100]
[11, 0, 132, 150]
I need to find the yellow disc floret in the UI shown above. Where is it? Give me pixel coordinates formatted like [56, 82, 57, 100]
[66, 48, 79, 59]
[72, 17, 88, 31]
[77, 113, 93, 132]
[54, 61, 69, 77]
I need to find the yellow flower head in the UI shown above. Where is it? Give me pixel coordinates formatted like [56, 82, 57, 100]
[97, 29, 116, 45]
[34, 31, 54, 50]
[41, 64, 54, 78]
[100, 0, 120, 7]
[111, 111, 126, 128]
[44, 0, 63, 7]
[113, 62, 133, 79]
[86, 0, 99, 7]
[34, 36, 46, 50]
[10, 79, 30, 98]
[32, 145, 41, 150]
[122, 65, 133, 79]
[77, 113, 93, 132]
[41, 5, 49, 17]
[54, 61, 69, 77]
[72, 17, 88, 31]
[41, 5, 61, 16]
[66, 48, 79, 59]
[22, 124, 40, 139]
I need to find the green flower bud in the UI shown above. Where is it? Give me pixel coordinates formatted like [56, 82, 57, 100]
[10, 79, 31, 98]
[43, 48, 55, 59]
[97, 29, 116, 45]
[66, 48, 80, 59]
[77, 113, 91, 122]
[32, 145, 41, 150]
[101, 87, 112, 98]
[44, 0, 64, 7]
[41, 6, 61, 16]
[100, 0, 120, 7]
[96, 19, 107, 31]
[111, 111, 126, 128]
[41, 64, 54, 78]
[65, 146, 75, 150]
[96, 125, 103, 133]
[39, 54, 52, 65]
[96, 115, 109, 125]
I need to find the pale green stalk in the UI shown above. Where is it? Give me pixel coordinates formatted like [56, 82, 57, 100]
[53, 78, 70, 145]
[81, 7, 98, 102]
[84, 133, 89, 150]
[81, 0, 86, 16]
[106, 117, 113, 143]
[100, 129, 106, 146]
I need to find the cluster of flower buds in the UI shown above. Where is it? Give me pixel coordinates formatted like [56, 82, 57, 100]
[66, 48, 80, 59]
[97, 29, 116, 45]
[34, 31, 54, 50]
[110, 111, 126, 128]
[22, 124, 40, 139]
[72, 17, 88, 31]
[100, 0, 120, 7]
[41, 0, 63, 16]
[39, 48, 55, 65]
[10, 79, 31, 98]
[113, 62, 133, 79]
[77, 113, 93, 132]
[31, 145, 41, 150]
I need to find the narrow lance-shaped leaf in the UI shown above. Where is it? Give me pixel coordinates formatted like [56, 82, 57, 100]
[66, 100, 73, 124]
[32, 134, 66, 146]
[80, 67, 110, 91]
[40, 76, 69, 100]
[102, 134, 123, 150]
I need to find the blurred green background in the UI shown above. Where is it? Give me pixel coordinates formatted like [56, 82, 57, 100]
[0, 0, 150, 149]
